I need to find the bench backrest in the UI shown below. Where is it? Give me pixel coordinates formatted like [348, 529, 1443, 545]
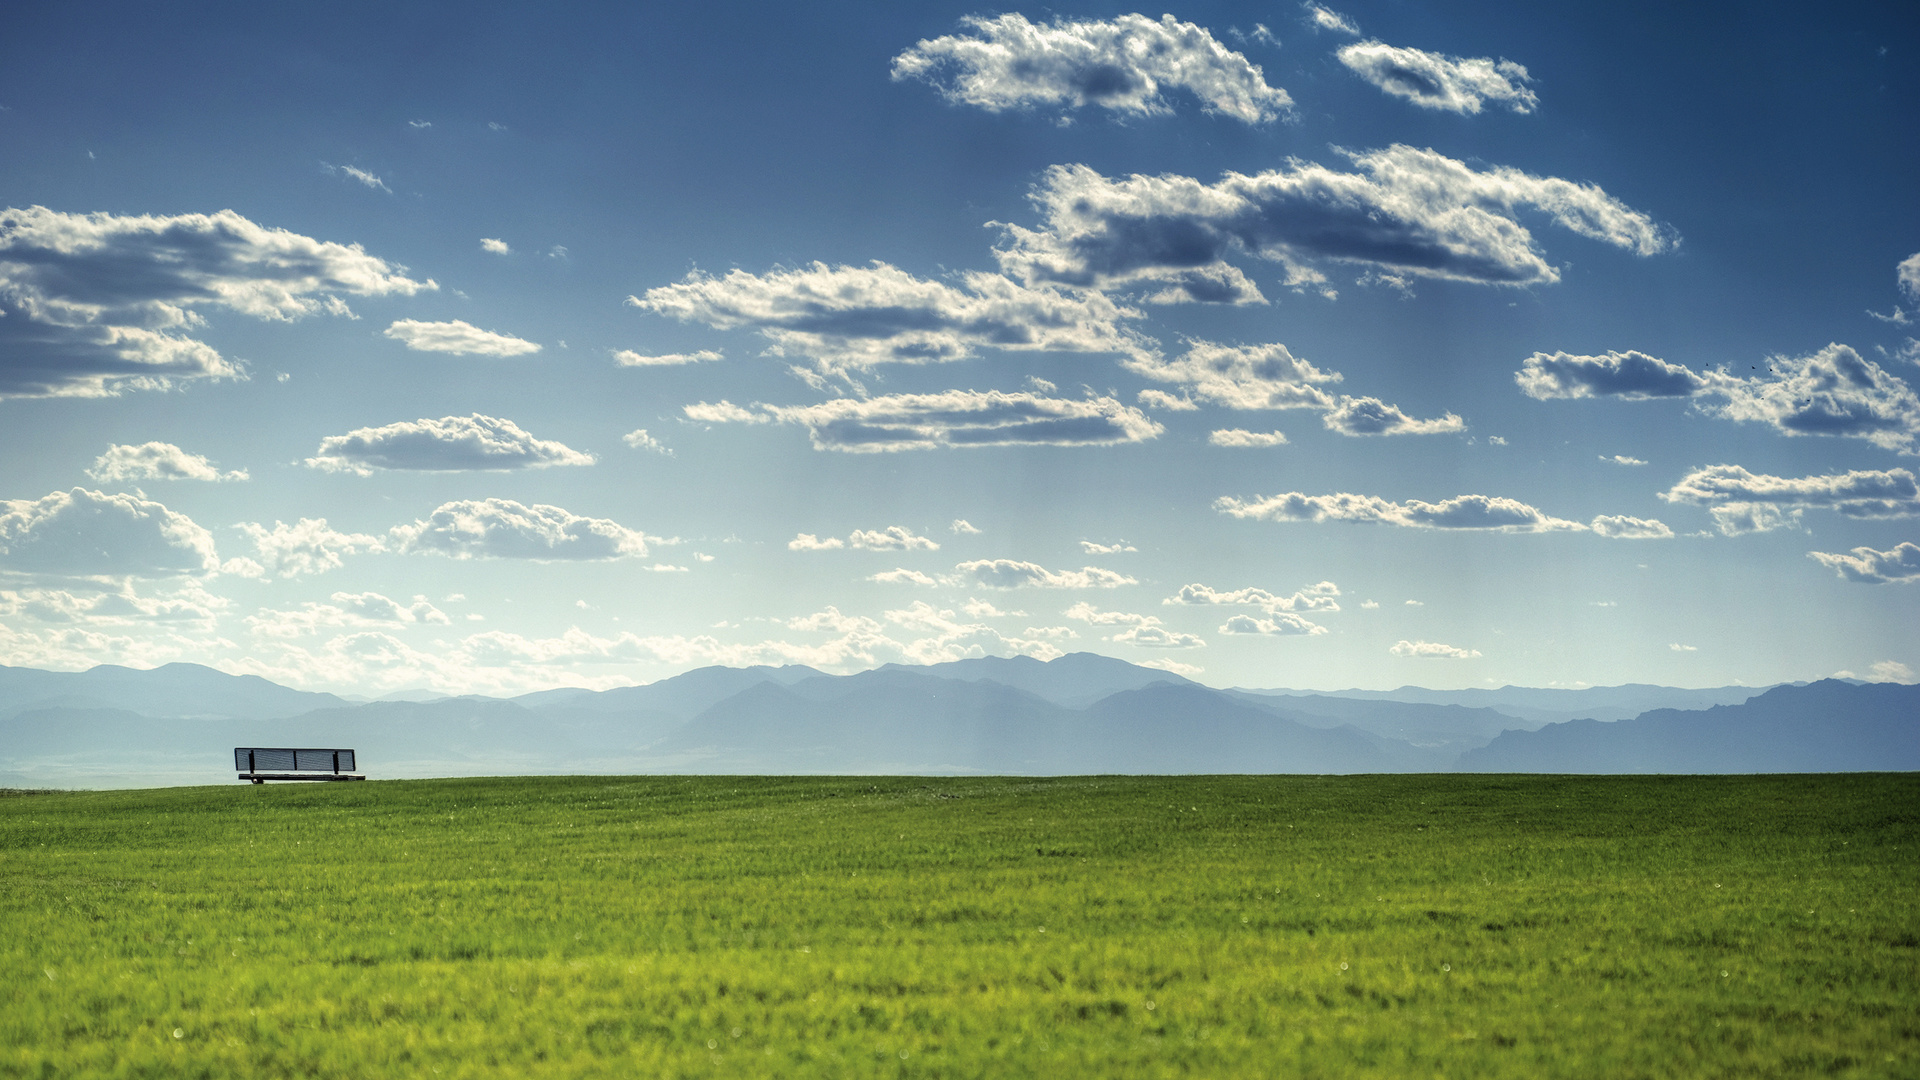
[234, 747, 357, 773]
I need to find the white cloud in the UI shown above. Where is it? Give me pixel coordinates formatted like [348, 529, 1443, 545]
[1516, 350, 1710, 400]
[869, 568, 939, 586]
[1662, 465, 1920, 526]
[328, 164, 390, 192]
[994, 148, 1674, 303]
[1588, 515, 1674, 539]
[1321, 396, 1464, 436]
[1079, 540, 1136, 554]
[1021, 625, 1079, 641]
[1129, 340, 1341, 408]
[963, 598, 1015, 618]
[1807, 542, 1920, 584]
[1216, 491, 1585, 532]
[1901, 253, 1920, 302]
[246, 591, 450, 638]
[1219, 613, 1327, 636]
[0, 580, 226, 627]
[633, 262, 1145, 378]
[235, 518, 385, 578]
[1526, 344, 1920, 452]
[1391, 639, 1481, 659]
[622, 429, 672, 455]
[1707, 503, 1803, 536]
[683, 390, 1163, 452]
[1670, 643, 1698, 652]
[481, 238, 510, 254]
[1138, 389, 1200, 411]
[950, 519, 982, 534]
[1064, 601, 1204, 648]
[1110, 624, 1206, 648]
[1304, 4, 1360, 35]
[383, 319, 542, 357]
[0, 205, 433, 398]
[1165, 580, 1340, 613]
[86, 442, 247, 482]
[1869, 660, 1916, 683]
[891, 13, 1292, 124]
[0, 488, 219, 577]
[1138, 657, 1204, 675]
[306, 414, 594, 474]
[1709, 344, 1920, 453]
[1209, 428, 1291, 447]
[790, 526, 938, 552]
[1336, 41, 1537, 114]
[391, 499, 649, 561]
[953, 559, 1136, 589]
[613, 348, 723, 367]
[1603, 454, 1648, 466]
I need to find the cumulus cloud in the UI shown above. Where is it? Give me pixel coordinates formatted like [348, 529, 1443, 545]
[1710, 344, 1920, 453]
[622, 429, 672, 455]
[891, 13, 1292, 124]
[1139, 389, 1199, 410]
[1165, 580, 1340, 613]
[1603, 454, 1647, 466]
[1901, 253, 1920, 302]
[1128, 340, 1341, 409]
[869, 568, 939, 586]
[383, 319, 542, 357]
[1516, 350, 1710, 400]
[305, 414, 593, 474]
[481, 238, 510, 254]
[1807, 542, 1920, 585]
[1391, 639, 1481, 659]
[612, 348, 722, 367]
[1209, 428, 1291, 447]
[950, 519, 982, 534]
[246, 591, 451, 638]
[952, 559, 1136, 589]
[790, 528, 939, 551]
[632, 262, 1145, 378]
[1525, 344, 1920, 452]
[391, 499, 649, 561]
[1219, 612, 1327, 636]
[1216, 491, 1585, 532]
[235, 518, 385, 578]
[1321, 396, 1464, 436]
[1662, 464, 1919, 522]
[1588, 515, 1674, 539]
[1063, 601, 1204, 648]
[86, 442, 247, 482]
[682, 390, 1162, 452]
[1336, 41, 1537, 114]
[0, 205, 433, 398]
[1127, 339, 1454, 436]
[0, 488, 220, 577]
[0, 580, 226, 627]
[1304, 4, 1360, 34]
[1079, 540, 1136, 554]
[993, 148, 1674, 304]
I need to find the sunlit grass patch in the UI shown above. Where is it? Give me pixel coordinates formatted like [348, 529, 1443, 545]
[2, 774, 1915, 1077]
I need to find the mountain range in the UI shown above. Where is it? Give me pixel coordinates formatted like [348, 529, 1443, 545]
[0, 654, 1912, 787]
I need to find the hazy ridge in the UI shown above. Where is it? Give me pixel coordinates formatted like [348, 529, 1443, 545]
[1, 655, 1913, 787]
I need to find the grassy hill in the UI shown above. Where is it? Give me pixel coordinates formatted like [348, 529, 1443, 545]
[2, 774, 1915, 1077]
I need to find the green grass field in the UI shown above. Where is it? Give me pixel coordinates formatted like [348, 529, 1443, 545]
[2, 773, 1915, 1078]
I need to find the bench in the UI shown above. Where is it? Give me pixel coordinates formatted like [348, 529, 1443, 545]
[234, 747, 364, 783]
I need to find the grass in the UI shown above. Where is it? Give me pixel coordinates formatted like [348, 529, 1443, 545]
[1, 773, 1915, 1078]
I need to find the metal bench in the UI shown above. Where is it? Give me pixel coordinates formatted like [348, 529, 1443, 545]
[234, 747, 364, 783]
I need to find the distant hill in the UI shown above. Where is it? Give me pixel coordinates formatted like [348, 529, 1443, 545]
[0, 657, 1912, 786]
[1455, 680, 1920, 773]
[0, 662, 349, 722]
[1235, 682, 1770, 724]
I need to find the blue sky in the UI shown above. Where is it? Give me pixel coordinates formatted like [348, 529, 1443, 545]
[1, 0, 1915, 695]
